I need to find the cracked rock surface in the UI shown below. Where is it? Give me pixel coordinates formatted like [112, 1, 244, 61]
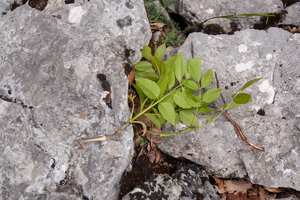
[0, 0, 151, 199]
[159, 28, 300, 191]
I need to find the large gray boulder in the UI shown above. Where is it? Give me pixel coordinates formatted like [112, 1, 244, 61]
[158, 28, 300, 191]
[0, 1, 151, 199]
[175, 0, 283, 32]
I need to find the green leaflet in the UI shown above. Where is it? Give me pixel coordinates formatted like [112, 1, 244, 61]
[157, 73, 169, 96]
[187, 57, 201, 82]
[132, 83, 145, 108]
[173, 91, 191, 109]
[225, 102, 242, 110]
[198, 108, 212, 113]
[158, 102, 176, 126]
[135, 71, 159, 81]
[183, 80, 199, 90]
[155, 43, 166, 61]
[233, 93, 252, 104]
[174, 53, 184, 82]
[183, 91, 200, 107]
[179, 110, 198, 127]
[142, 46, 152, 60]
[202, 88, 222, 103]
[134, 61, 152, 71]
[136, 78, 160, 99]
[150, 55, 161, 75]
[201, 69, 213, 88]
[145, 113, 161, 129]
[165, 55, 177, 67]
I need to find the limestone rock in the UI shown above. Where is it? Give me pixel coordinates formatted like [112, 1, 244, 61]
[176, 0, 283, 32]
[158, 28, 300, 191]
[0, 1, 151, 199]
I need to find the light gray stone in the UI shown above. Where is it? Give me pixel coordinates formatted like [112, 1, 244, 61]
[0, 1, 151, 199]
[0, 1, 11, 16]
[279, 2, 300, 26]
[158, 28, 300, 191]
[176, 0, 283, 32]
[122, 164, 221, 200]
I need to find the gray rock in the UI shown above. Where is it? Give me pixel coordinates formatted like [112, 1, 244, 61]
[0, 1, 151, 199]
[0, 1, 11, 16]
[176, 0, 283, 32]
[158, 28, 300, 191]
[279, 2, 300, 26]
[122, 164, 221, 200]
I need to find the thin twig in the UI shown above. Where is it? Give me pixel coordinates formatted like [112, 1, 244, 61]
[214, 72, 265, 152]
[191, 42, 195, 58]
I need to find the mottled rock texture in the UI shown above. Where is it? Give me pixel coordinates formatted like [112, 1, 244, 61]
[0, 0, 151, 199]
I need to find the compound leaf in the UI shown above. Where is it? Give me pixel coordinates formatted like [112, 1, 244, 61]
[136, 78, 160, 99]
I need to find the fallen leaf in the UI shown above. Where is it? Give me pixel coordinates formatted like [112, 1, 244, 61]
[212, 176, 226, 194]
[155, 149, 162, 163]
[128, 68, 135, 85]
[259, 187, 276, 200]
[150, 22, 165, 31]
[264, 187, 282, 193]
[148, 150, 156, 163]
[146, 132, 163, 144]
[134, 136, 141, 148]
[224, 179, 252, 194]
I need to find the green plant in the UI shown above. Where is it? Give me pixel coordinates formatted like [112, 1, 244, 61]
[73, 43, 262, 145]
[144, 0, 177, 24]
[163, 29, 185, 46]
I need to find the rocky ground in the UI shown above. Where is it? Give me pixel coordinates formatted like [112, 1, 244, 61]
[0, 0, 300, 199]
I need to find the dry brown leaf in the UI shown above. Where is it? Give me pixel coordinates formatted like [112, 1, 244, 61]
[224, 179, 252, 194]
[148, 150, 156, 163]
[146, 132, 163, 144]
[134, 136, 141, 148]
[150, 22, 165, 31]
[212, 176, 226, 194]
[128, 68, 135, 86]
[263, 187, 282, 193]
[259, 187, 276, 200]
[155, 149, 162, 163]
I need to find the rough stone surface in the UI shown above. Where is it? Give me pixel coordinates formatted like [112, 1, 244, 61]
[0, 1, 151, 199]
[122, 164, 221, 200]
[279, 2, 300, 26]
[175, 0, 283, 32]
[158, 28, 300, 191]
